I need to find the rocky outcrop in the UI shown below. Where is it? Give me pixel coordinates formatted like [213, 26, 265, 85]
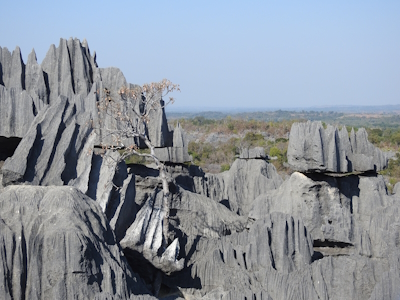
[0, 85, 37, 138]
[239, 146, 266, 159]
[0, 38, 174, 149]
[393, 181, 400, 194]
[0, 185, 153, 299]
[249, 172, 393, 254]
[192, 158, 283, 215]
[86, 150, 137, 242]
[41, 38, 96, 105]
[169, 212, 314, 299]
[1, 96, 95, 187]
[154, 122, 190, 163]
[287, 121, 388, 173]
[121, 190, 184, 276]
[2, 40, 400, 300]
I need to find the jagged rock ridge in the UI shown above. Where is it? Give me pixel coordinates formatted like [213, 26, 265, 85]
[1, 39, 400, 300]
[0, 38, 173, 150]
[287, 120, 388, 173]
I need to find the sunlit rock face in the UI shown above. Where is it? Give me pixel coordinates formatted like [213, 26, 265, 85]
[1, 39, 400, 300]
[287, 121, 388, 173]
[0, 38, 171, 148]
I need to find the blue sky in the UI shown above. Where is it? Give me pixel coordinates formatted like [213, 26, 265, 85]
[1, 1, 399, 110]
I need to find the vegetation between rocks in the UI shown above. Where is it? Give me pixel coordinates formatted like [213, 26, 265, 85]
[171, 115, 400, 189]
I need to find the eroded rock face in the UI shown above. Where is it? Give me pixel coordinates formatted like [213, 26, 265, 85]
[0, 38, 174, 149]
[86, 150, 137, 242]
[192, 159, 283, 216]
[170, 212, 314, 299]
[0, 185, 153, 299]
[3, 39, 400, 300]
[1, 96, 95, 187]
[287, 121, 388, 173]
[239, 146, 266, 159]
[250, 172, 394, 254]
[154, 122, 191, 163]
[244, 170, 400, 300]
[250, 172, 355, 244]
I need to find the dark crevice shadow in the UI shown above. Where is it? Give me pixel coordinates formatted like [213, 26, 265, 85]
[42, 71, 50, 104]
[0, 136, 21, 161]
[0, 61, 4, 86]
[313, 239, 353, 248]
[86, 154, 103, 200]
[24, 125, 43, 182]
[311, 251, 324, 262]
[60, 124, 80, 184]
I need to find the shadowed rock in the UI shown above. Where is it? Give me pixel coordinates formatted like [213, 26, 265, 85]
[121, 190, 184, 275]
[170, 212, 314, 299]
[86, 150, 137, 242]
[0, 185, 153, 299]
[154, 122, 190, 163]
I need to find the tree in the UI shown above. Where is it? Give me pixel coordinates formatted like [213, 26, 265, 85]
[97, 79, 182, 294]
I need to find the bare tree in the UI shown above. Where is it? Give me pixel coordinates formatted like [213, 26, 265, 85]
[97, 79, 180, 251]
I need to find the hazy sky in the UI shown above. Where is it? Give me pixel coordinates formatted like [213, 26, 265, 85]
[1, 1, 399, 110]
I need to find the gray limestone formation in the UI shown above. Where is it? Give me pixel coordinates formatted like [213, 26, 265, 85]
[0, 38, 174, 149]
[2, 39, 400, 300]
[121, 189, 184, 275]
[192, 158, 283, 215]
[393, 181, 400, 195]
[0, 85, 37, 138]
[154, 122, 191, 163]
[249, 172, 394, 253]
[170, 212, 314, 299]
[239, 146, 266, 159]
[0, 185, 153, 299]
[86, 150, 138, 242]
[244, 170, 400, 299]
[287, 121, 388, 173]
[1, 96, 95, 187]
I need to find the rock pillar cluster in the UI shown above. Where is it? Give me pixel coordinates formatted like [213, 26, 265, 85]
[0, 39, 399, 299]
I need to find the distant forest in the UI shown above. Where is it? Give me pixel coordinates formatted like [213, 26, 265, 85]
[167, 109, 400, 130]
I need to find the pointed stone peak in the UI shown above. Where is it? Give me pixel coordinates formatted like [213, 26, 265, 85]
[82, 38, 88, 48]
[12, 46, 22, 56]
[27, 48, 37, 64]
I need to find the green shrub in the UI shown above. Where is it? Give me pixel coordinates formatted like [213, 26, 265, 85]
[220, 164, 230, 172]
[269, 147, 282, 158]
[243, 132, 265, 147]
